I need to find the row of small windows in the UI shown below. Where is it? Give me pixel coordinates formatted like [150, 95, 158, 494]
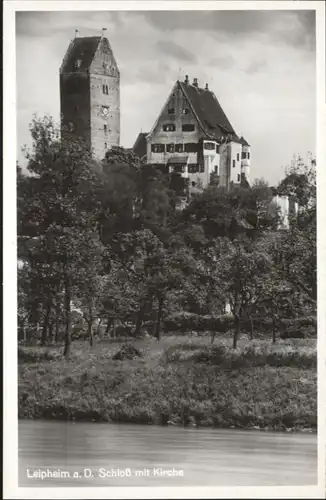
[171, 164, 206, 174]
[167, 108, 190, 115]
[232, 152, 250, 167]
[162, 123, 195, 132]
[151, 143, 199, 154]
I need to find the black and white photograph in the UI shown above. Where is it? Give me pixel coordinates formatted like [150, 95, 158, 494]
[3, 0, 326, 498]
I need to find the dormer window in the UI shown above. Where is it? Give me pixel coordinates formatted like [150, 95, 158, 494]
[182, 108, 190, 115]
[75, 59, 82, 69]
[204, 142, 215, 150]
[163, 124, 176, 132]
[182, 124, 195, 132]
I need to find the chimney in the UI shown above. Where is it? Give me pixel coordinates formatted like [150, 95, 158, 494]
[184, 75, 189, 84]
[205, 83, 209, 90]
[193, 78, 198, 87]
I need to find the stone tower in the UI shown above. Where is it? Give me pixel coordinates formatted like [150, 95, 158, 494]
[60, 35, 120, 160]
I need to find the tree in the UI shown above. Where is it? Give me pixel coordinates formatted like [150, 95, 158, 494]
[18, 116, 106, 357]
[215, 236, 272, 348]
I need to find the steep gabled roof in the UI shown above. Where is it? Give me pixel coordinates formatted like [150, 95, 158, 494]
[60, 36, 101, 73]
[178, 81, 236, 140]
[133, 132, 148, 159]
[239, 136, 250, 147]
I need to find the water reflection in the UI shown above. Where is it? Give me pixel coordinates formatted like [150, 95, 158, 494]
[19, 420, 317, 487]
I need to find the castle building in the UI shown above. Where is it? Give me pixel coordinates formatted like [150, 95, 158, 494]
[60, 35, 120, 160]
[133, 76, 251, 192]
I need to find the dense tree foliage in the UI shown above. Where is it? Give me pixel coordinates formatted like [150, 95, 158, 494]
[17, 118, 317, 354]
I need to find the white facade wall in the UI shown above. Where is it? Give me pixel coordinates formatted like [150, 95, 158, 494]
[229, 142, 242, 184]
[241, 144, 251, 181]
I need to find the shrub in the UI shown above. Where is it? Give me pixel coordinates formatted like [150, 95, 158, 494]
[163, 312, 233, 333]
[112, 343, 143, 361]
[162, 341, 316, 369]
[18, 346, 60, 363]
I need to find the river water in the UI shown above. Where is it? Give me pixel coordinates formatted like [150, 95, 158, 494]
[19, 420, 317, 487]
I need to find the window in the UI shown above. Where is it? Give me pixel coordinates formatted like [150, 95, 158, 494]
[104, 124, 107, 133]
[168, 108, 175, 115]
[151, 144, 165, 153]
[214, 165, 219, 174]
[185, 143, 198, 153]
[241, 151, 246, 159]
[191, 181, 196, 187]
[103, 84, 108, 95]
[182, 108, 190, 115]
[175, 144, 183, 153]
[163, 123, 176, 132]
[174, 165, 185, 174]
[237, 174, 241, 182]
[248, 152, 250, 159]
[75, 59, 82, 69]
[216, 145, 220, 154]
[166, 144, 174, 153]
[104, 142, 108, 150]
[237, 153, 240, 162]
[204, 142, 215, 150]
[200, 164, 205, 173]
[232, 160, 236, 168]
[182, 124, 195, 132]
[188, 164, 199, 174]
[102, 84, 106, 94]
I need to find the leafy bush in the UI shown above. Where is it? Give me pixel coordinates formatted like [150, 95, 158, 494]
[163, 341, 316, 369]
[18, 346, 60, 363]
[112, 343, 143, 360]
[163, 312, 233, 333]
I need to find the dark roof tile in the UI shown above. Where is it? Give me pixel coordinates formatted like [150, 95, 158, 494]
[61, 36, 101, 73]
[132, 132, 148, 159]
[179, 81, 236, 141]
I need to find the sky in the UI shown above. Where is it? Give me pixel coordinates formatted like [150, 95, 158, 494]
[16, 9, 316, 185]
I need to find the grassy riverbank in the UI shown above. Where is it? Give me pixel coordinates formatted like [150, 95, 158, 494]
[18, 335, 317, 431]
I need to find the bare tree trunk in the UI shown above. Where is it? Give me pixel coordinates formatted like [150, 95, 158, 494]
[233, 314, 241, 349]
[41, 297, 52, 346]
[63, 276, 71, 359]
[249, 317, 254, 340]
[134, 306, 144, 337]
[49, 321, 54, 343]
[105, 316, 112, 335]
[55, 285, 61, 343]
[88, 321, 93, 347]
[88, 304, 93, 347]
[155, 296, 164, 341]
[97, 318, 103, 337]
[272, 315, 277, 344]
